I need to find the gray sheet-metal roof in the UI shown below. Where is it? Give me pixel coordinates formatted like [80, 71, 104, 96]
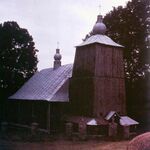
[77, 34, 124, 48]
[67, 116, 108, 125]
[120, 116, 139, 126]
[9, 64, 73, 102]
[105, 111, 120, 120]
[87, 119, 98, 126]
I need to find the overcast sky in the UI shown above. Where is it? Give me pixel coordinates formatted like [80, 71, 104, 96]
[0, 0, 130, 70]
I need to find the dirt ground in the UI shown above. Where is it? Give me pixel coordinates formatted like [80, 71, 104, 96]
[0, 139, 129, 150]
[0, 127, 130, 150]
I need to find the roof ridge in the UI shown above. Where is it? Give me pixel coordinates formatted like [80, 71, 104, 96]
[77, 34, 124, 48]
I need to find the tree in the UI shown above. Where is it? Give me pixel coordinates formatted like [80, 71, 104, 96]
[0, 21, 38, 98]
[104, 0, 149, 83]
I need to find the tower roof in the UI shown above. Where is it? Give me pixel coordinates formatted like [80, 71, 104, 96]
[77, 14, 124, 48]
[54, 48, 62, 69]
[92, 15, 107, 35]
[54, 48, 62, 61]
[77, 34, 124, 48]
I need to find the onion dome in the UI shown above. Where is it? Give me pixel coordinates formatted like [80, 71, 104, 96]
[54, 48, 62, 61]
[92, 15, 107, 35]
[53, 48, 62, 69]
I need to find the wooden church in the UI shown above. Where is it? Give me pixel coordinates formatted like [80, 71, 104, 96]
[8, 14, 138, 138]
[67, 14, 138, 138]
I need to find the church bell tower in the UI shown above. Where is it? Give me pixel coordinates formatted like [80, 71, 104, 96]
[69, 15, 126, 117]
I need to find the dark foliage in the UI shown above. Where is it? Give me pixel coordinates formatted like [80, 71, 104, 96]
[104, 0, 150, 82]
[0, 21, 38, 98]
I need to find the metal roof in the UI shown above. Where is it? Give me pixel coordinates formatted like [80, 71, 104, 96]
[67, 116, 108, 125]
[120, 116, 139, 126]
[9, 64, 73, 102]
[77, 34, 124, 48]
[105, 111, 120, 120]
[87, 119, 98, 126]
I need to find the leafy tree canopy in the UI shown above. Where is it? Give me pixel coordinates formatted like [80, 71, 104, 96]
[0, 21, 38, 97]
[104, 0, 150, 83]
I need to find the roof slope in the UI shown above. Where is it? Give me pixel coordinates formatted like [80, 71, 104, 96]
[77, 35, 124, 48]
[9, 64, 73, 102]
[67, 116, 108, 125]
[120, 116, 139, 126]
[105, 111, 120, 120]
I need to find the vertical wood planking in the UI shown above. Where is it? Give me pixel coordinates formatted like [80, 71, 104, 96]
[70, 42, 126, 118]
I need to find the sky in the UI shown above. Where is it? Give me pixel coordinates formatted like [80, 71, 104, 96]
[0, 0, 130, 70]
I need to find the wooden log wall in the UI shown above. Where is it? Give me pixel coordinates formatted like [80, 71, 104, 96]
[73, 44, 124, 78]
[70, 43, 126, 117]
[73, 45, 96, 77]
[93, 78, 126, 117]
[95, 44, 124, 78]
[69, 77, 94, 116]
